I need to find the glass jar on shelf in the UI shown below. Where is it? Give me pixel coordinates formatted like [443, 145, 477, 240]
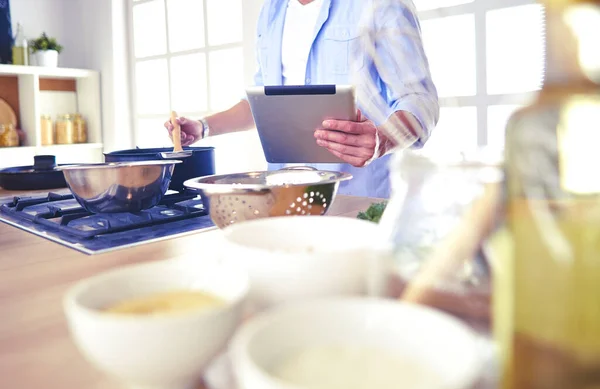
[40, 114, 54, 145]
[73, 113, 87, 143]
[0, 124, 20, 147]
[55, 114, 75, 144]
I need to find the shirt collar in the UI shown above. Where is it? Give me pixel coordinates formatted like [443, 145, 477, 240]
[288, 0, 324, 9]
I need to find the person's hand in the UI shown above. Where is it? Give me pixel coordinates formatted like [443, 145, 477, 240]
[164, 117, 203, 147]
[314, 110, 379, 167]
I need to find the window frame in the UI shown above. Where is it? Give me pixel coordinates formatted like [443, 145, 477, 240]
[416, 0, 543, 147]
[127, 0, 245, 146]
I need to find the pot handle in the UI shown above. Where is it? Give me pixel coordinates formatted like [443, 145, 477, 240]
[279, 166, 317, 172]
[33, 155, 57, 171]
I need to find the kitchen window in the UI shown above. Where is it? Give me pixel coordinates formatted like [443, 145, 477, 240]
[415, 0, 546, 150]
[128, 0, 246, 148]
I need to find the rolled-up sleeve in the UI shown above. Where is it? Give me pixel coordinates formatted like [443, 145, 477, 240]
[355, 0, 439, 148]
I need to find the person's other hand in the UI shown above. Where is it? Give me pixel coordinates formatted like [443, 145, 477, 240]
[164, 117, 203, 147]
[314, 110, 378, 167]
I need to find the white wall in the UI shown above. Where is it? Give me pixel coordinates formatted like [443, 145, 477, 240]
[10, 0, 84, 68]
[9, 0, 133, 153]
[76, 0, 134, 152]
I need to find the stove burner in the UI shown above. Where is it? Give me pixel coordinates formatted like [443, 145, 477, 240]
[0, 191, 206, 239]
[0, 191, 215, 254]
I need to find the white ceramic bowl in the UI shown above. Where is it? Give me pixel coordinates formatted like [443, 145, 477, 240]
[220, 216, 389, 313]
[229, 298, 483, 389]
[63, 260, 249, 389]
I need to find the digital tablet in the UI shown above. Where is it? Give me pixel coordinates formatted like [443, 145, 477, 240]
[246, 85, 356, 164]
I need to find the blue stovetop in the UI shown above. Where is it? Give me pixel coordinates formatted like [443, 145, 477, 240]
[0, 191, 215, 255]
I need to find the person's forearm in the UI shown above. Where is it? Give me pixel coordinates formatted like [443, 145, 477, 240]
[204, 100, 255, 137]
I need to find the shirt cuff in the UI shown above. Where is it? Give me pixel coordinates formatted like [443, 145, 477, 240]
[389, 94, 438, 149]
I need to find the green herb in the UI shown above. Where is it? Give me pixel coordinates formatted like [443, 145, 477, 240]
[357, 201, 387, 223]
[30, 33, 63, 54]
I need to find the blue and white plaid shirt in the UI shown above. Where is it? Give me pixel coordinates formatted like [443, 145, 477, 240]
[254, 0, 439, 198]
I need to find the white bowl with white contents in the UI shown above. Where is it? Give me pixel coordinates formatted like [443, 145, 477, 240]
[229, 298, 483, 389]
[63, 260, 249, 389]
[220, 216, 390, 314]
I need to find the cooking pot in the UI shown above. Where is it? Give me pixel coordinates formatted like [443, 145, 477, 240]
[104, 146, 215, 192]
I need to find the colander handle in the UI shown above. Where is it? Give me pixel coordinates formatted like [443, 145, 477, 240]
[279, 166, 317, 171]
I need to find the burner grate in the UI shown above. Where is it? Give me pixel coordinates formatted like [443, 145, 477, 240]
[0, 191, 208, 239]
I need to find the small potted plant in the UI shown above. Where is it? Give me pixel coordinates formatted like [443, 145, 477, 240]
[29, 32, 63, 67]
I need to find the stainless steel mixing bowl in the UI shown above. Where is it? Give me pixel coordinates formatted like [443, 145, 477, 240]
[60, 160, 182, 213]
[183, 167, 353, 228]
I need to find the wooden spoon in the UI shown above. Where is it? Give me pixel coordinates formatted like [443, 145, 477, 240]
[171, 111, 184, 152]
[160, 110, 192, 159]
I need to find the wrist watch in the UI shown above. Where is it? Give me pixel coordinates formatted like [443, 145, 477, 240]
[199, 117, 210, 139]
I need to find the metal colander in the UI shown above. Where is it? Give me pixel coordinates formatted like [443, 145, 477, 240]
[183, 167, 352, 228]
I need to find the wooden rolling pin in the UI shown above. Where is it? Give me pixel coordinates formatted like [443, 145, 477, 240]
[401, 182, 501, 306]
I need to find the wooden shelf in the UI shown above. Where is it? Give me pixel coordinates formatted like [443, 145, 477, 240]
[0, 64, 97, 79]
[0, 146, 36, 152]
[38, 143, 103, 151]
[0, 66, 103, 169]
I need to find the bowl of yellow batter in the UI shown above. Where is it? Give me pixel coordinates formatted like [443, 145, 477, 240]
[63, 259, 249, 389]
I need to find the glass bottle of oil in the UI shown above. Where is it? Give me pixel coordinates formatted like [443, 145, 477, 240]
[493, 1, 600, 388]
[11, 23, 28, 66]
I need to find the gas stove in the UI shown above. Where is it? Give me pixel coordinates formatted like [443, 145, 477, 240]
[0, 190, 215, 255]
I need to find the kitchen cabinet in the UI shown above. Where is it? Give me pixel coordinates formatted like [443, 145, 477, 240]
[0, 64, 102, 168]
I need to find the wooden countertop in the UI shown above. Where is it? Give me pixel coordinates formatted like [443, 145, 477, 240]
[0, 192, 380, 389]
